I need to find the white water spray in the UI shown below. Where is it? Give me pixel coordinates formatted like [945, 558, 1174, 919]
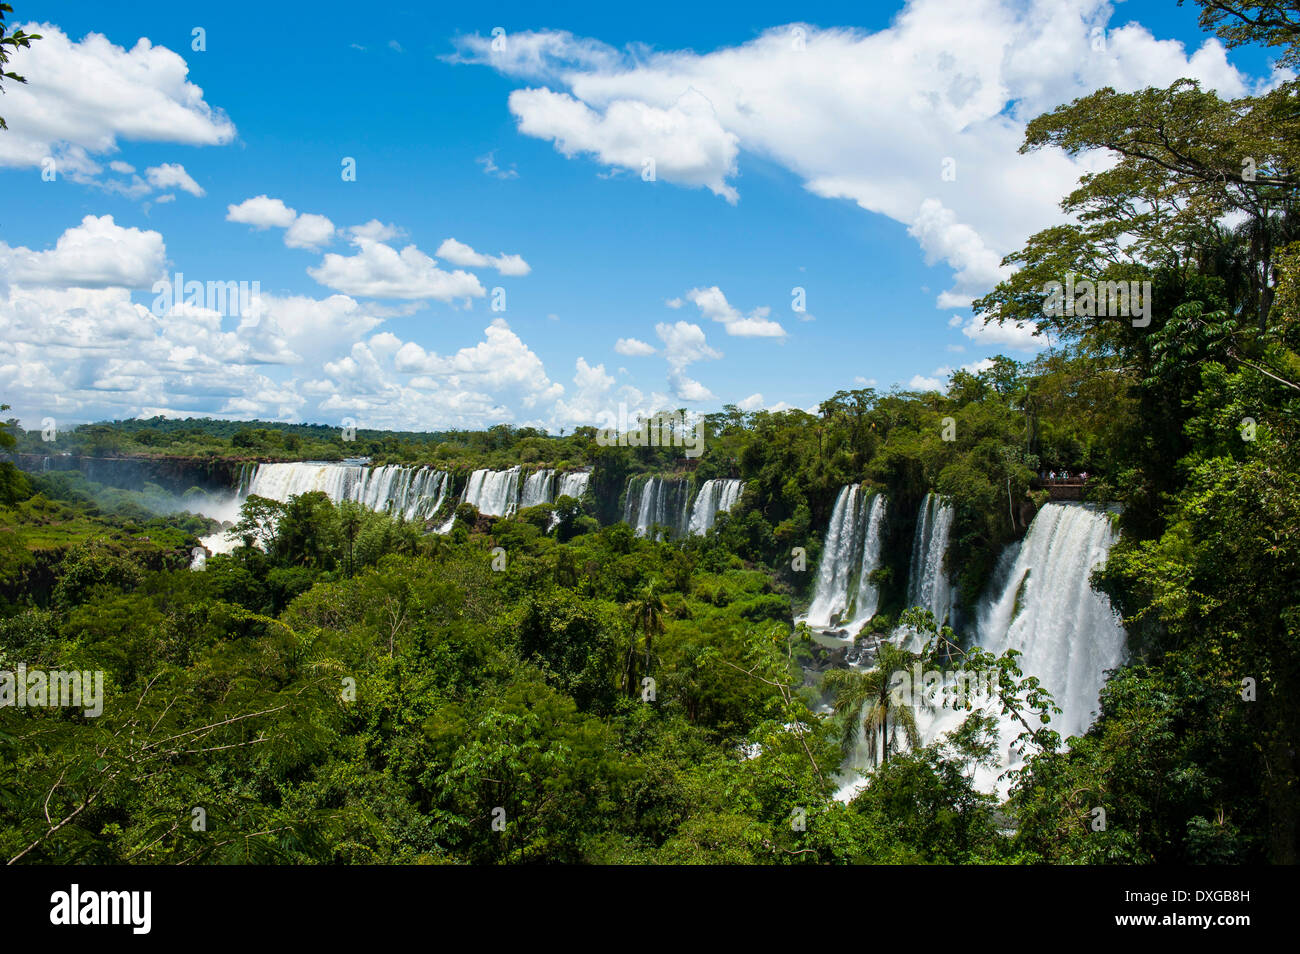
[687, 478, 744, 535]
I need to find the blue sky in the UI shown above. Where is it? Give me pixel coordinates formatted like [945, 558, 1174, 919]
[0, 0, 1286, 432]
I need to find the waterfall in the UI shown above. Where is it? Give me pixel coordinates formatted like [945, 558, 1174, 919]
[243, 460, 357, 503]
[850, 494, 889, 624]
[906, 493, 956, 624]
[687, 478, 744, 535]
[626, 476, 689, 538]
[196, 460, 451, 555]
[438, 467, 592, 533]
[548, 471, 592, 530]
[231, 460, 451, 519]
[834, 502, 1128, 801]
[461, 466, 590, 515]
[196, 460, 587, 547]
[805, 485, 862, 629]
[555, 471, 591, 500]
[238, 461, 452, 521]
[520, 469, 555, 509]
[353, 465, 451, 519]
[460, 467, 522, 517]
[803, 486, 888, 634]
[977, 503, 1127, 741]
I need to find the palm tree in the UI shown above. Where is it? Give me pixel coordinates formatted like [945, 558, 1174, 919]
[823, 642, 926, 768]
[624, 582, 666, 697]
[338, 501, 364, 578]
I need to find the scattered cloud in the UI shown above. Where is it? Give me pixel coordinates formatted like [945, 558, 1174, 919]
[615, 337, 656, 357]
[655, 320, 722, 370]
[477, 151, 519, 179]
[227, 195, 298, 230]
[347, 220, 404, 243]
[682, 286, 787, 338]
[0, 22, 234, 179]
[552, 356, 618, 424]
[655, 320, 721, 402]
[285, 213, 338, 250]
[957, 313, 1044, 350]
[309, 238, 485, 301]
[0, 215, 164, 289]
[506, 87, 740, 202]
[435, 238, 531, 276]
[144, 162, 203, 196]
[227, 195, 337, 250]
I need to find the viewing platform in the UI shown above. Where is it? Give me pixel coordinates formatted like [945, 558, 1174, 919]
[1046, 482, 1087, 500]
[1030, 478, 1090, 501]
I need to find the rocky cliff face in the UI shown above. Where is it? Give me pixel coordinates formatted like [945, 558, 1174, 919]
[11, 454, 247, 495]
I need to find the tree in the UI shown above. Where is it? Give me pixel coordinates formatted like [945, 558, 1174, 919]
[231, 494, 286, 552]
[0, 4, 40, 131]
[623, 582, 666, 696]
[338, 501, 364, 578]
[271, 491, 338, 569]
[0, 402, 30, 504]
[824, 641, 924, 768]
[1187, 0, 1300, 68]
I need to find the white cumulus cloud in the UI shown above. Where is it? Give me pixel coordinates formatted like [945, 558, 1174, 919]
[506, 86, 740, 202]
[682, 285, 787, 338]
[309, 238, 485, 301]
[227, 195, 298, 230]
[435, 237, 531, 276]
[0, 215, 165, 289]
[458, 5, 1255, 306]
[614, 337, 656, 356]
[145, 162, 203, 196]
[285, 213, 337, 249]
[0, 23, 234, 178]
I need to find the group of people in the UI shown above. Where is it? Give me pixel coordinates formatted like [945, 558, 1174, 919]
[1040, 469, 1088, 483]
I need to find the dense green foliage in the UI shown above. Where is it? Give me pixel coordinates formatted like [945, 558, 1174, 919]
[2, 0, 1298, 863]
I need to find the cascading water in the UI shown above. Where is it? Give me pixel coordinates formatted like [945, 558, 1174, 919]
[240, 460, 356, 502]
[548, 471, 592, 530]
[197, 460, 453, 554]
[906, 493, 956, 625]
[805, 485, 862, 630]
[802, 486, 888, 634]
[554, 471, 591, 500]
[850, 494, 889, 625]
[520, 469, 555, 509]
[207, 460, 589, 543]
[833, 501, 1128, 801]
[625, 476, 690, 538]
[687, 478, 744, 535]
[977, 503, 1127, 742]
[460, 467, 522, 517]
[355, 465, 451, 520]
[238, 461, 452, 520]
[443, 467, 591, 532]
